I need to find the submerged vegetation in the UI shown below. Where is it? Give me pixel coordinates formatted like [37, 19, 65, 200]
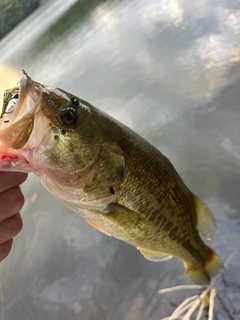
[0, 0, 40, 40]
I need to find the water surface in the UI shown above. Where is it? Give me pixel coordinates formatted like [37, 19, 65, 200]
[0, 0, 240, 319]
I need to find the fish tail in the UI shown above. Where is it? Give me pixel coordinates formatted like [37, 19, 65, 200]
[183, 249, 224, 285]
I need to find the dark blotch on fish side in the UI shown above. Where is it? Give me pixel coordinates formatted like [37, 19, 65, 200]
[109, 187, 115, 195]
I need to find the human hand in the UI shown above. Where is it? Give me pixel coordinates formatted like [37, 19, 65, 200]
[0, 172, 27, 262]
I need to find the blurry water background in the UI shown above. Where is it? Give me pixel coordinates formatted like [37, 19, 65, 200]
[0, 0, 240, 319]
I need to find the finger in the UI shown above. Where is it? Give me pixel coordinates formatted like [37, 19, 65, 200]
[0, 239, 13, 262]
[0, 186, 25, 222]
[0, 172, 28, 193]
[0, 213, 23, 244]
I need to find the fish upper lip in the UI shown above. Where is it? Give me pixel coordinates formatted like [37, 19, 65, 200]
[17, 72, 42, 116]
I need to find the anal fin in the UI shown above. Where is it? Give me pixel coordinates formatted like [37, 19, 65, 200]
[138, 247, 172, 262]
[85, 220, 112, 236]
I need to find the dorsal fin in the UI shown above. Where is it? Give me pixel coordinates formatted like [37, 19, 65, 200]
[192, 193, 216, 240]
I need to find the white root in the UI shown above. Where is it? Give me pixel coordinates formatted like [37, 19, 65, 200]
[208, 288, 216, 320]
[159, 285, 203, 294]
[170, 295, 199, 317]
[159, 285, 214, 320]
[195, 301, 205, 320]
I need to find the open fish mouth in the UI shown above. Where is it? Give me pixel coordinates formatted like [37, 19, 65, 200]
[1, 86, 20, 122]
[0, 71, 42, 150]
[0, 71, 48, 172]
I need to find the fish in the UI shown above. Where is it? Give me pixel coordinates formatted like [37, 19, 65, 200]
[0, 71, 223, 284]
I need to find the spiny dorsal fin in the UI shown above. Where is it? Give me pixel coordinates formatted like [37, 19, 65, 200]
[138, 247, 172, 262]
[192, 193, 216, 240]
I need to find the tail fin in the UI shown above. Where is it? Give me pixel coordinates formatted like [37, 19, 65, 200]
[184, 249, 224, 285]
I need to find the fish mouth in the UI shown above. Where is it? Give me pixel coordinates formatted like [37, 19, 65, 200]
[0, 71, 50, 171]
[0, 70, 42, 150]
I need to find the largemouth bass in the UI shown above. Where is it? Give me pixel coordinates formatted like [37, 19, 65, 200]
[0, 71, 223, 284]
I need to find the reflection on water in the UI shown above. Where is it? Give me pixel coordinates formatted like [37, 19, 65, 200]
[1, 0, 240, 319]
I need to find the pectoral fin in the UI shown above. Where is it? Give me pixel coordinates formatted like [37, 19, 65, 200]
[85, 220, 112, 236]
[104, 202, 136, 214]
[138, 247, 172, 262]
[192, 193, 216, 240]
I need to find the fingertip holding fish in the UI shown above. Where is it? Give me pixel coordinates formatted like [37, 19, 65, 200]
[0, 72, 224, 284]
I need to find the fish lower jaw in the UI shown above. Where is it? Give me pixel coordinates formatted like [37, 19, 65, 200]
[0, 152, 31, 172]
[0, 140, 33, 172]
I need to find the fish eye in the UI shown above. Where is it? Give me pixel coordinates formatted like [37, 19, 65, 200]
[60, 107, 78, 126]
